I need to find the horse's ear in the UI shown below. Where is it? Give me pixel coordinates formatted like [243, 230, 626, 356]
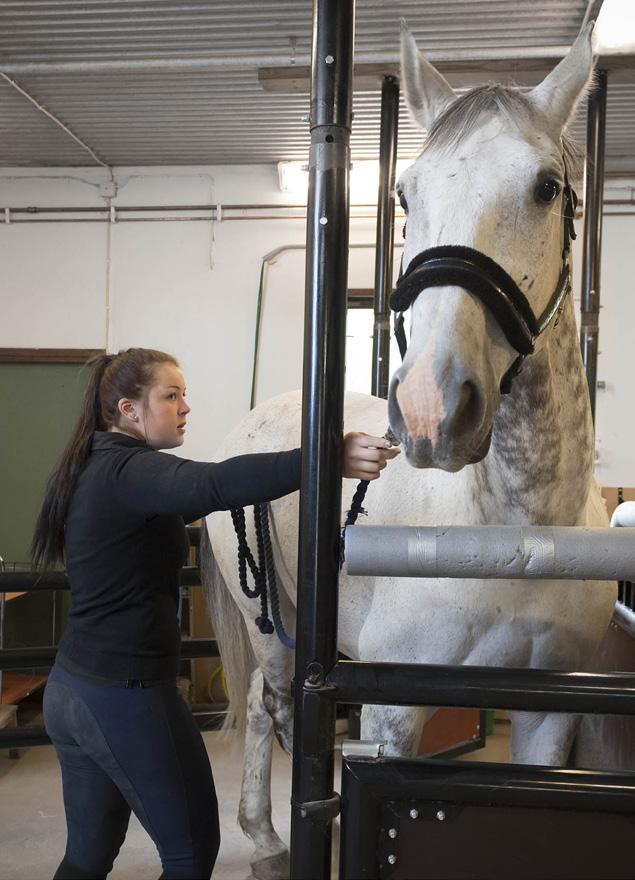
[400, 19, 456, 132]
[528, 22, 596, 133]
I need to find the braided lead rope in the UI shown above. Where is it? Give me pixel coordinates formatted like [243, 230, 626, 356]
[343, 479, 370, 529]
[254, 504, 273, 635]
[230, 507, 261, 599]
[230, 506, 274, 633]
[258, 503, 295, 649]
[230, 505, 279, 638]
[253, 504, 274, 635]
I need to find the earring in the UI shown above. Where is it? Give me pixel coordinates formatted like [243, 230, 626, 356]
[133, 415, 139, 422]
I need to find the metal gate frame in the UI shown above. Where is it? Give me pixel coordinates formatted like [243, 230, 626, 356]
[289, 3, 634, 878]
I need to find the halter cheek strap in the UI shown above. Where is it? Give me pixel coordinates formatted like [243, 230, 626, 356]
[389, 182, 577, 394]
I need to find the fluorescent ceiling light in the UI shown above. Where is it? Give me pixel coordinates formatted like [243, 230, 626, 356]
[594, 0, 635, 53]
[278, 159, 413, 204]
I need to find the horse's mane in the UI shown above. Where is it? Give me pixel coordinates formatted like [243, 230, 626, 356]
[423, 84, 584, 181]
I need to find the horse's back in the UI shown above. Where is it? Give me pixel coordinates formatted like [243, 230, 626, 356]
[213, 389, 388, 460]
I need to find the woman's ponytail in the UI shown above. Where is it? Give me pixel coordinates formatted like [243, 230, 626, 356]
[31, 354, 113, 569]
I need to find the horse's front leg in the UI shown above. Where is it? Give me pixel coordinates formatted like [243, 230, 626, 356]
[360, 704, 434, 756]
[508, 710, 582, 766]
[240, 668, 290, 880]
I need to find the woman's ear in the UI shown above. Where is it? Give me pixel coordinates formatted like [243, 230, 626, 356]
[118, 398, 139, 422]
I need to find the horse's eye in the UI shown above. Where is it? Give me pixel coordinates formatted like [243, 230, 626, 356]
[536, 179, 561, 204]
[397, 190, 408, 213]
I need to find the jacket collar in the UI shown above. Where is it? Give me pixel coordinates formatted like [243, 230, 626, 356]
[92, 431, 148, 451]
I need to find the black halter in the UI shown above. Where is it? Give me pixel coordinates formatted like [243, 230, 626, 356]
[389, 182, 578, 393]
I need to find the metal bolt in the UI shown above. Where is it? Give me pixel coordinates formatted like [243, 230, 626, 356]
[301, 114, 310, 122]
[388, 828, 397, 839]
[436, 810, 446, 821]
[387, 854, 397, 865]
[409, 808, 418, 819]
[325, 54, 334, 64]
[319, 217, 328, 225]
[305, 661, 324, 687]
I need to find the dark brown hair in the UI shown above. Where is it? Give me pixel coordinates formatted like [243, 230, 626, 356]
[32, 347, 178, 569]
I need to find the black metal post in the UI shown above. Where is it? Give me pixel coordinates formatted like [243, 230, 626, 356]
[371, 75, 399, 399]
[580, 69, 607, 424]
[290, 1, 355, 877]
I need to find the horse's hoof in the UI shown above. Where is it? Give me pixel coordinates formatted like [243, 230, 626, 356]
[250, 849, 290, 880]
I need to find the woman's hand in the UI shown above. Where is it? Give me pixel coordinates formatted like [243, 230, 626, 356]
[342, 432, 400, 481]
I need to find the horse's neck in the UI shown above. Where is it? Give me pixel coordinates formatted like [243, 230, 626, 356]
[471, 296, 594, 526]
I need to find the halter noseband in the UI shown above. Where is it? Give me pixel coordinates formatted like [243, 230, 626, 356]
[389, 181, 578, 393]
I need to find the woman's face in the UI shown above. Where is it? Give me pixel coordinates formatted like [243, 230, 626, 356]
[137, 362, 191, 449]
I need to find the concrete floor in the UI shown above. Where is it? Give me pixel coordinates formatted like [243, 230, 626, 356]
[0, 723, 511, 880]
[0, 729, 291, 880]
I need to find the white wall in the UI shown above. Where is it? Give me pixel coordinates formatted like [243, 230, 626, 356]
[592, 212, 635, 486]
[0, 166, 384, 464]
[1, 165, 633, 486]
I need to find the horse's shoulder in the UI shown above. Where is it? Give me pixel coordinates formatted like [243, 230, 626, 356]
[583, 479, 610, 527]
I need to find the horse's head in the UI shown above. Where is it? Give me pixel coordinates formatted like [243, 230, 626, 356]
[389, 22, 595, 471]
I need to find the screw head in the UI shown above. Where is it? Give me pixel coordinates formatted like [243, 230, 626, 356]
[388, 827, 397, 839]
[409, 808, 418, 819]
[436, 809, 446, 821]
[325, 54, 334, 64]
[319, 216, 328, 225]
[387, 854, 397, 865]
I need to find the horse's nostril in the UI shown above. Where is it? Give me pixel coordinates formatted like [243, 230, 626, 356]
[452, 381, 484, 433]
[388, 375, 405, 438]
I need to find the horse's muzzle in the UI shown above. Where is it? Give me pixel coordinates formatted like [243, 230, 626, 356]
[388, 368, 489, 471]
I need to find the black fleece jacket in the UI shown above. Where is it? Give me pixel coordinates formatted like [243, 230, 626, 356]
[57, 431, 301, 682]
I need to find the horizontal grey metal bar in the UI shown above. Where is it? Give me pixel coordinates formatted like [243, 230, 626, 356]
[0, 639, 218, 670]
[344, 525, 635, 580]
[325, 661, 635, 715]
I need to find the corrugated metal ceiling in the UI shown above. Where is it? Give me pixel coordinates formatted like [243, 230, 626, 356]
[0, 0, 632, 172]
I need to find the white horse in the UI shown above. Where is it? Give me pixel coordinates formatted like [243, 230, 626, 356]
[203, 23, 616, 880]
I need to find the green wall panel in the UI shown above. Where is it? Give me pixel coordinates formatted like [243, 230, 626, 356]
[0, 363, 87, 565]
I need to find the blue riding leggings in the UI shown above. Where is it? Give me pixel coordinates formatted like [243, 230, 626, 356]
[43, 664, 220, 879]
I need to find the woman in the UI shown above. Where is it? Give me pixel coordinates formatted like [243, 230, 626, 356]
[32, 347, 398, 880]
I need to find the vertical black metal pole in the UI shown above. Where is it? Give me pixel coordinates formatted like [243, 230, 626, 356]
[290, 1, 354, 878]
[371, 75, 399, 399]
[580, 69, 607, 424]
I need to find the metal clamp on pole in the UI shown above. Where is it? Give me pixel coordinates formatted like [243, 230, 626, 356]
[341, 740, 385, 760]
[293, 793, 342, 821]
